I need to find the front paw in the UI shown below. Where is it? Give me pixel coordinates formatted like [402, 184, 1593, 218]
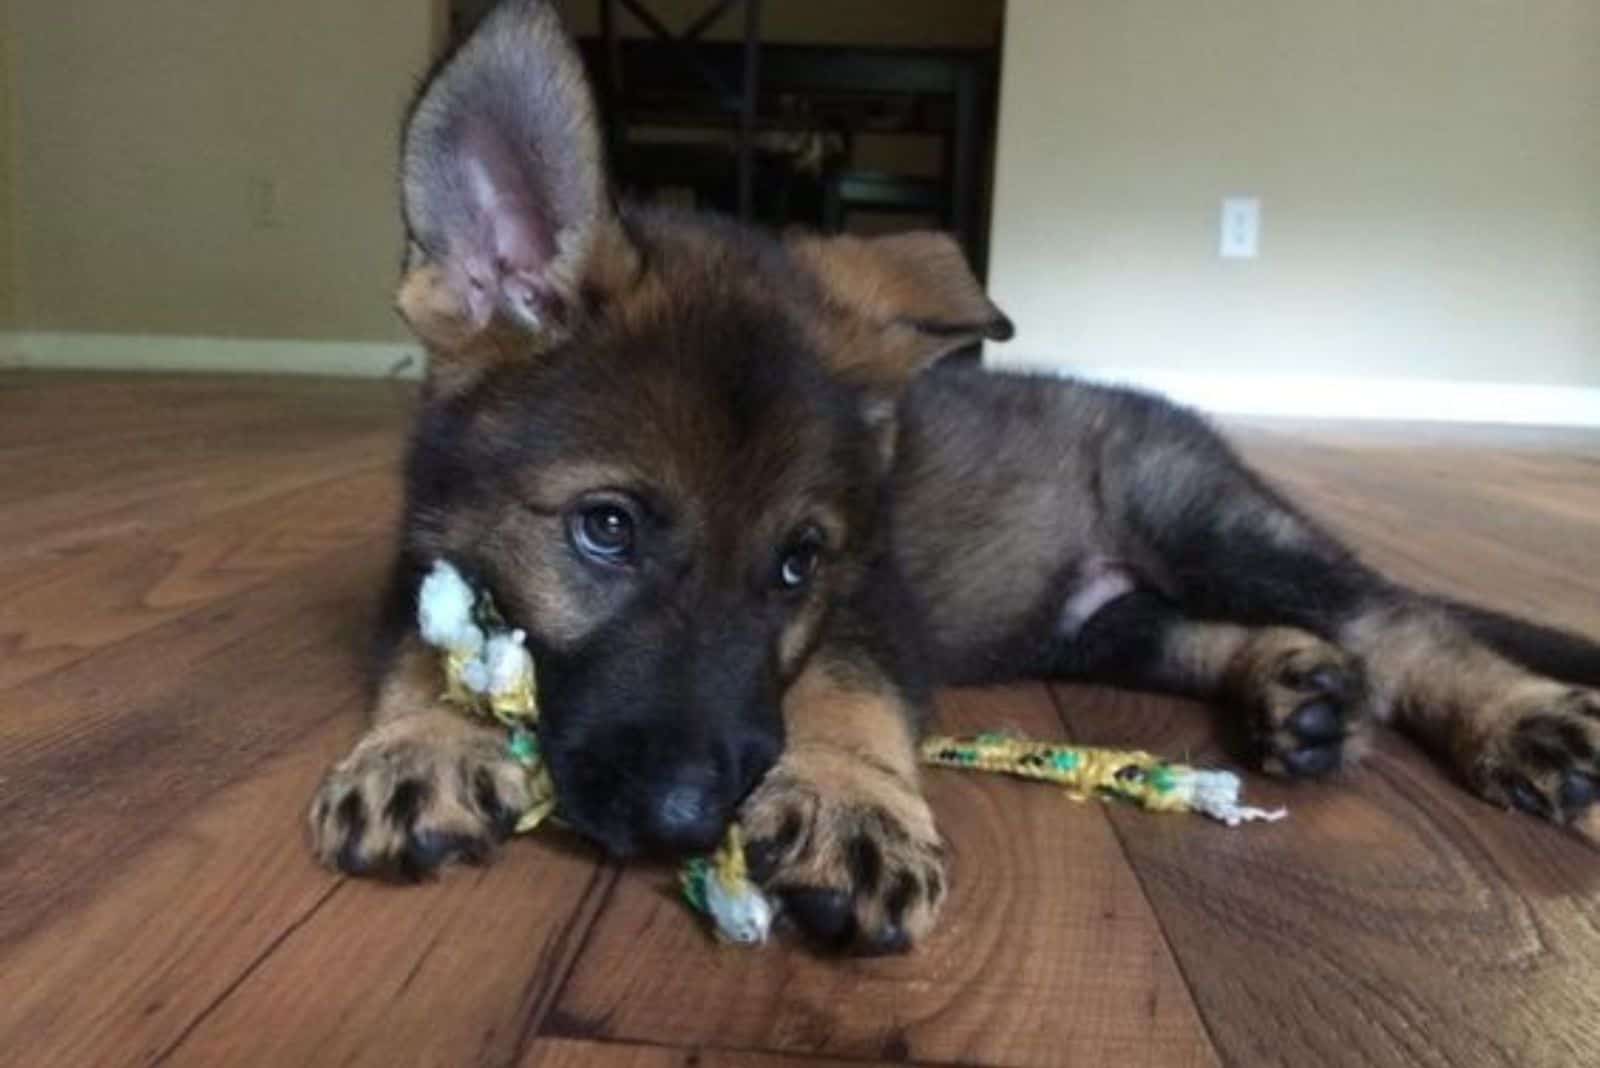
[307, 713, 534, 879]
[1466, 686, 1600, 841]
[740, 744, 947, 955]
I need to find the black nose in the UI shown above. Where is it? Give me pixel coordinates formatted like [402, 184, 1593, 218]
[644, 769, 727, 854]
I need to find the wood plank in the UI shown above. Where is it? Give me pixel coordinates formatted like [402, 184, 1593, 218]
[520, 1036, 930, 1067]
[1226, 424, 1600, 635]
[1054, 430, 1600, 1067]
[0, 374, 408, 571]
[0, 717, 354, 1065]
[0, 540, 389, 948]
[1052, 682, 1600, 1068]
[0, 712, 608, 1068]
[0, 469, 398, 689]
[155, 833, 610, 1068]
[0, 372, 412, 453]
[0, 431, 400, 571]
[549, 685, 1220, 1068]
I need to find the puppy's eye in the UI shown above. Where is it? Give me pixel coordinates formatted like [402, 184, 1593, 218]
[571, 503, 636, 564]
[776, 529, 824, 592]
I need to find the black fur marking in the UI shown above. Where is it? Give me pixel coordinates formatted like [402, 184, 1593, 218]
[1558, 721, 1595, 763]
[846, 834, 883, 896]
[1441, 597, 1600, 689]
[471, 766, 516, 838]
[1053, 591, 1181, 684]
[1500, 773, 1550, 817]
[924, 866, 944, 903]
[747, 807, 804, 882]
[336, 791, 365, 833]
[334, 792, 369, 874]
[886, 872, 918, 920]
[385, 778, 429, 828]
[1513, 716, 1579, 774]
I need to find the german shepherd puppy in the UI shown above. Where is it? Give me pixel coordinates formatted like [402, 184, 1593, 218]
[309, 0, 1600, 953]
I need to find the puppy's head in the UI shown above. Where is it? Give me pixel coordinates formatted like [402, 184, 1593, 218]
[395, 0, 1010, 856]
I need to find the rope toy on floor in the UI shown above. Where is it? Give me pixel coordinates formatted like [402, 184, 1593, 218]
[920, 735, 1286, 826]
[418, 560, 1285, 947]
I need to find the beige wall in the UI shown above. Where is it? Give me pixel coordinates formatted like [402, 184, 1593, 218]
[7, 0, 1000, 347]
[11, 0, 435, 342]
[0, 0, 15, 329]
[987, 0, 1600, 388]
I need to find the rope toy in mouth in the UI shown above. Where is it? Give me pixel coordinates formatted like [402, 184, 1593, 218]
[417, 560, 1285, 947]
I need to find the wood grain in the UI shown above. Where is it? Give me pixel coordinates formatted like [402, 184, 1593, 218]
[0, 470, 398, 689]
[519, 1037, 927, 1067]
[1053, 424, 1600, 1068]
[0, 542, 388, 947]
[0, 718, 355, 1066]
[1053, 683, 1600, 1068]
[156, 835, 611, 1068]
[551, 685, 1220, 1068]
[3, 376, 1600, 1068]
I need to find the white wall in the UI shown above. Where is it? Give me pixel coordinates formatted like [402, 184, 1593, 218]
[987, 0, 1600, 399]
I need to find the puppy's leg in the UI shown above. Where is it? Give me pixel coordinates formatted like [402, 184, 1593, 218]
[307, 634, 535, 877]
[740, 651, 946, 954]
[1340, 602, 1600, 840]
[1060, 591, 1372, 775]
[1100, 399, 1600, 835]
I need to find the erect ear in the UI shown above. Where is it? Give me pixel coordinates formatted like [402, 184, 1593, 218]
[789, 230, 1013, 393]
[397, 0, 634, 394]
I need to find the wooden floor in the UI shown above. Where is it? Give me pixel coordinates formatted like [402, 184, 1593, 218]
[4, 372, 1600, 1068]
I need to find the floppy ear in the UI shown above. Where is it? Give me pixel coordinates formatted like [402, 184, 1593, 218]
[789, 230, 1013, 393]
[397, 0, 633, 393]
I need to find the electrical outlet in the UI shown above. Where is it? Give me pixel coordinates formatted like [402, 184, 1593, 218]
[1220, 196, 1261, 259]
[250, 176, 283, 231]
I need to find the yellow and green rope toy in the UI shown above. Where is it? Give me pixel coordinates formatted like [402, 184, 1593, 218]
[418, 560, 1284, 946]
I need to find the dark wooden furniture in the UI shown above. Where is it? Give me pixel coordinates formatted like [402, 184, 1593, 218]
[582, 37, 999, 270]
[596, 0, 764, 221]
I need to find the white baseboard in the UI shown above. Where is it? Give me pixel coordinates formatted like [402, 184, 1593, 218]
[5, 333, 1598, 428]
[0, 331, 425, 379]
[986, 358, 1600, 428]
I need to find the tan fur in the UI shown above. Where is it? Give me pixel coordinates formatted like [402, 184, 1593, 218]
[1153, 619, 1375, 772]
[777, 592, 829, 682]
[370, 634, 450, 725]
[790, 230, 1009, 391]
[739, 653, 946, 948]
[307, 638, 533, 873]
[1342, 604, 1600, 836]
[1208, 626, 1374, 771]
